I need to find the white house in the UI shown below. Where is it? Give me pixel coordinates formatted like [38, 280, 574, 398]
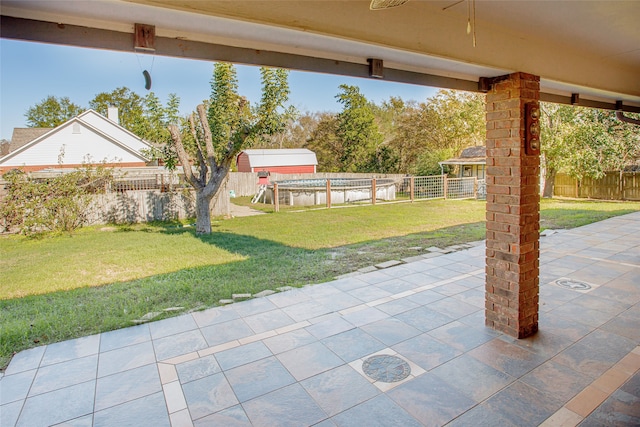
[0, 109, 152, 174]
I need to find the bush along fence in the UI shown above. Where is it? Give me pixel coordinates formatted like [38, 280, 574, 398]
[264, 175, 485, 212]
[553, 172, 640, 201]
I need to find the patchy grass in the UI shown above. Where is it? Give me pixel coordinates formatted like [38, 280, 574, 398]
[1, 197, 638, 369]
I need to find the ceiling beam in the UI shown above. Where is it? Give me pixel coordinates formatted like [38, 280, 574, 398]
[2, 16, 639, 114]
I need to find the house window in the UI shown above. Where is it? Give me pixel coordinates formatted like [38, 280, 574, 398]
[463, 166, 472, 177]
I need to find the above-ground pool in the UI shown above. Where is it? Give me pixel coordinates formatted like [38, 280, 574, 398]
[265, 178, 397, 206]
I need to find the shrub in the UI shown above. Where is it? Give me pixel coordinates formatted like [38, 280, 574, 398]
[0, 166, 113, 236]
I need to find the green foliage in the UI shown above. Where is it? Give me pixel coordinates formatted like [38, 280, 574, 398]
[305, 113, 343, 172]
[25, 95, 84, 127]
[89, 87, 146, 135]
[335, 85, 384, 172]
[0, 166, 114, 236]
[541, 104, 640, 184]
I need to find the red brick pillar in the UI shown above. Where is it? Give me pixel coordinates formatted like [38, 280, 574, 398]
[485, 72, 540, 338]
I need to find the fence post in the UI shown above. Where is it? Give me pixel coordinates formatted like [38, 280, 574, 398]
[371, 178, 376, 205]
[410, 176, 415, 202]
[326, 179, 332, 209]
[443, 174, 448, 199]
[274, 183, 279, 212]
[473, 177, 478, 199]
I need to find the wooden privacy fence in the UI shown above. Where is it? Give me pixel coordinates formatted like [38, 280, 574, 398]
[554, 172, 640, 201]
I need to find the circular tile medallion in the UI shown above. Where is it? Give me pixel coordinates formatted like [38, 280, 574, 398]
[555, 278, 592, 291]
[362, 355, 411, 383]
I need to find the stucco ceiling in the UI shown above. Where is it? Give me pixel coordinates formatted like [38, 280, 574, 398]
[2, 0, 639, 108]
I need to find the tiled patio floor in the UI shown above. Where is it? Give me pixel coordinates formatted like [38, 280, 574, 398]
[2, 212, 639, 427]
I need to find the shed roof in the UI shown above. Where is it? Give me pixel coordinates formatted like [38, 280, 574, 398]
[440, 146, 486, 165]
[240, 149, 318, 168]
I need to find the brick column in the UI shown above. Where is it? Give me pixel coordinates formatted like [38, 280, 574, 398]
[485, 72, 540, 338]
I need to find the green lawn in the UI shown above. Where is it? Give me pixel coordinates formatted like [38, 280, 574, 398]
[1, 198, 638, 369]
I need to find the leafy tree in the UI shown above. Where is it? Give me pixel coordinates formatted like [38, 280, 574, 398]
[389, 90, 485, 175]
[141, 92, 181, 143]
[305, 112, 342, 171]
[540, 104, 640, 197]
[169, 63, 292, 234]
[25, 95, 84, 127]
[89, 87, 146, 135]
[335, 85, 383, 172]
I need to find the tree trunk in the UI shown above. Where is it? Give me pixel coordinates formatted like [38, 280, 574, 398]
[195, 190, 214, 234]
[542, 168, 557, 198]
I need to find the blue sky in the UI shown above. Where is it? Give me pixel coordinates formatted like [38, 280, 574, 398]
[0, 39, 439, 141]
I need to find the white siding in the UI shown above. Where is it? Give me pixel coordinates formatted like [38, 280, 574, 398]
[2, 122, 144, 167]
[79, 111, 150, 152]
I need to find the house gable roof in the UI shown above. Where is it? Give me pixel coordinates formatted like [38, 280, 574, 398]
[239, 149, 318, 168]
[0, 110, 152, 166]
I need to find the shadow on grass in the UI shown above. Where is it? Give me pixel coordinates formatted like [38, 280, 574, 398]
[0, 219, 491, 370]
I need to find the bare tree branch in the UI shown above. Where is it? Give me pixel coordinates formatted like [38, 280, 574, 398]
[168, 124, 201, 189]
[189, 113, 208, 183]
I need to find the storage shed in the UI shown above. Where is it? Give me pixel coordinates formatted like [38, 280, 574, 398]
[236, 149, 317, 174]
[439, 146, 486, 179]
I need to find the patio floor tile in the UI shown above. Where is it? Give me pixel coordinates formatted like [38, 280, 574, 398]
[360, 317, 422, 347]
[97, 340, 155, 377]
[193, 405, 252, 427]
[3, 346, 45, 375]
[225, 356, 295, 402]
[276, 342, 343, 381]
[446, 404, 518, 427]
[153, 329, 209, 361]
[199, 318, 253, 347]
[395, 306, 455, 332]
[215, 341, 272, 370]
[468, 337, 547, 378]
[300, 364, 379, 417]
[305, 315, 355, 339]
[428, 321, 497, 352]
[392, 333, 462, 371]
[0, 369, 37, 405]
[262, 328, 318, 354]
[431, 354, 514, 402]
[39, 334, 100, 367]
[149, 314, 198, 340]
[94, 363, 162, 411]
[182, 372, 238, 419]
[483, 381, 564, 427]
[242, 309, 295, 334]
[242, 383, 326, 427]
[176, 354, 221, 384]
[388, 372, 476, 426]
[520, 360, 593, 402]
[98, 323, 151, 353]
[93, 391, 170, 427]
[0, 401, 23, 427]
[16, 381, 95, 427]
[192, 305, 240, 327]
[321, 328, 386, 363]
[331, 394, 422, 427]
[30, 354, 97, 396]
[553, 329, 636, 379]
